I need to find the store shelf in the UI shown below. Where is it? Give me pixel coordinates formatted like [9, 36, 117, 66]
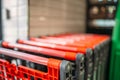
[86, 0, 118, 35]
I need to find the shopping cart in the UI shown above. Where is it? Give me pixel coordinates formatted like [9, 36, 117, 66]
[0, 47, 73, 80]
[17, 38, 94, 80]
[1, 41, 85, 80]
[30, 33, 110, 80]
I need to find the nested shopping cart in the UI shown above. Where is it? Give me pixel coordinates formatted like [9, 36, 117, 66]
[30, 33, 110, 80]
[1, 41, 85, 80]
[0, 47, 72, 80]
[17, 39, 94, 80]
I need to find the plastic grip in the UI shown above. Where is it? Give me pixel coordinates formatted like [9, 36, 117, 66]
[64, 52, 76, 61]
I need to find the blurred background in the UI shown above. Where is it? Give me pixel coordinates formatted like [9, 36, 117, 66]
[0, 0, 118, 42]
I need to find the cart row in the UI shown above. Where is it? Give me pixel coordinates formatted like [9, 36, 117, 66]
[0, 33, 110, 80]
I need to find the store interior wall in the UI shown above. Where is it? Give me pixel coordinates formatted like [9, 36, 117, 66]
[1, 0, 28, 42]
[29, 0, 86, 37]
[0, 0, 2, 40]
